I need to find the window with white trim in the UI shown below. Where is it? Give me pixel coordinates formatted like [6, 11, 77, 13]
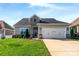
[20, 28, 27, 35]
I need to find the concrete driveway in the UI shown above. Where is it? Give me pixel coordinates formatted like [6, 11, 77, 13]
[43, 39, 79, 56]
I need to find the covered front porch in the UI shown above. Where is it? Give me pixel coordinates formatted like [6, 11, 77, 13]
[69, 25, 79, 38]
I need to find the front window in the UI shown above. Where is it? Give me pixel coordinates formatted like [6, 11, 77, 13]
[20, 28, 27, 35]
[34, 19, 36, 22]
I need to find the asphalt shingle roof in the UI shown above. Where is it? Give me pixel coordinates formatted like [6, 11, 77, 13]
[3, 21, 14, 30]
[14, 16, 68, 26]
[14, 18, 30, 26]
[39, 18, 68, 24]
[0, 21, 14, 30]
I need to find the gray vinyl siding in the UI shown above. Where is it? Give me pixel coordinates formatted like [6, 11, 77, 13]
[15, 28, 20, 35]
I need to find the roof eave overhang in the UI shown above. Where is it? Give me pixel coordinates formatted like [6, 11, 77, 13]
[69, 24, 79, 27]
[37, 23, 69, 26]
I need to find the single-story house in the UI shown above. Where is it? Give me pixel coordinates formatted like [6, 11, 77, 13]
[69, 17, 79, 37]
[0, 20, 14, 39]
[14, 15, 69, 39]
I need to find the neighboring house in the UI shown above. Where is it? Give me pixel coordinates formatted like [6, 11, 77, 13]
[0, 20, 14, 39]
[69, 17, 79, 37]
[14, 15, 69, 39]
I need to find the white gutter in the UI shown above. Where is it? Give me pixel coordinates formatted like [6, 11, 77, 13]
[37, 23, 69, 26]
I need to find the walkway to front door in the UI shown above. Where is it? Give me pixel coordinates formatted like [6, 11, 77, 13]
[43, 39, 79, 56]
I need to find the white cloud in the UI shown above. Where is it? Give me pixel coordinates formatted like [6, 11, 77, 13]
[64, 14, 79, 23]
[36, 9, 54, 17]
[0, 0, 79, 3]
[55, 14, 79, 23]
[29, 3, 68, 10]
[30, 3, 55, 8]
[29, 3, 74, 17]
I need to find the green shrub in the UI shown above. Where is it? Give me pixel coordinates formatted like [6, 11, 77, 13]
[70, 28, 75, 39]
[1, 36, 5, 39]
[12, 34, 30, 38]
[12, 35, 24, 38]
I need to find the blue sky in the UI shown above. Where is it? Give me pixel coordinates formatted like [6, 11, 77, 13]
[0, 3, 79, 26]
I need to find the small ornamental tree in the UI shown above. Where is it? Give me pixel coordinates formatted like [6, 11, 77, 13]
[21, 30, 24, 38]
[70, 28, 75, 38]
[25, 29, 30, 38]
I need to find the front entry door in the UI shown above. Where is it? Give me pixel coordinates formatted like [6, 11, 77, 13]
[33, 27, 38, 38]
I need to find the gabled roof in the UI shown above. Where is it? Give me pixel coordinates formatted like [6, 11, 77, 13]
[14, 18, 30, 26]
[0, 20, 14, 30]
[14, 15, 69, 27]
[69, 17, 79, 27]
[31, 14, 40, 18]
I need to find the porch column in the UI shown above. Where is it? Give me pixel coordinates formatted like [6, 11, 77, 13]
[38, 26, 42, 39]
[77, 26, 79, 33]
[2, 28, 5, 38]
[29, 25, 33, 38]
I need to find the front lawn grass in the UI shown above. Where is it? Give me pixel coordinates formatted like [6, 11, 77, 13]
[0, 38, 50, 56]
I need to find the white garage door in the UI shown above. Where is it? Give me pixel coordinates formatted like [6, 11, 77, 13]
[42, 27, 66, 38]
